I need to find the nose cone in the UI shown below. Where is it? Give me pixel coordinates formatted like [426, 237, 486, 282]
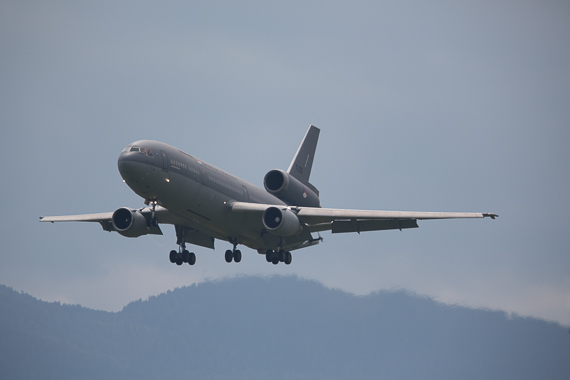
[117, 144, 158, 186]
[117, 154, 140, 182]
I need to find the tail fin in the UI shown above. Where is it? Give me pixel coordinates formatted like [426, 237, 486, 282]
[287, 125, 320, 195]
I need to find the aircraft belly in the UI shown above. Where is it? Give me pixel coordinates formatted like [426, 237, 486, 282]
[154, 179, 237, 242]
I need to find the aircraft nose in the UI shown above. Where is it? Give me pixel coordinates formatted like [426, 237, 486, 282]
[117, 153, 135, 180]
[117, 146, 157, 183]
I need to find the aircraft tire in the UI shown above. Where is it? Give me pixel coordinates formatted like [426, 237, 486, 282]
[272, 256, 279, 265]
[187, 252, 196, 265]
[182, 250, 190, 263]
[169, 250, 177, 263]
[284, 251, 292, 265]
[176, 257, 183, 266]
[225, 250, 233, 263]
[265, 250, 272, 262]
[234, 250, 242, 263]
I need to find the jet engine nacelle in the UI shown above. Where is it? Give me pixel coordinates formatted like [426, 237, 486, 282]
[112, 207, 149, 238]
[262, 207, 301, 236]
[264, 169, 320, 207]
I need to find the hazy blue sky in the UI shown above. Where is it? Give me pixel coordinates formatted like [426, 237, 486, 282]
[1, 0, 569, 325]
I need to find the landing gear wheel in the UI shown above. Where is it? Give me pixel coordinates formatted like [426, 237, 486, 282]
[173, 225, 196, 267]
[233, 250, 242, 263]
[277, 249, 286, 263]
[225, 249, 233, 263]
[265, 250, 272, 262]
[284, 251, 292, 265]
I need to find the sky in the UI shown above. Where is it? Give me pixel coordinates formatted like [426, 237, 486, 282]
[1, 0, 569, 325]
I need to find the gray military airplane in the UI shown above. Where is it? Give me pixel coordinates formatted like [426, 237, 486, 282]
[40, 125, 497, 266]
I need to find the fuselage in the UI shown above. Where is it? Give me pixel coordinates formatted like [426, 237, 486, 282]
[117, 140, 287, 249]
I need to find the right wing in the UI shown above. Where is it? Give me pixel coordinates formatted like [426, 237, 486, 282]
[40, 207, 174, 235]
[40, 206, 216, 249]
[40, 212, 116, 231]
[40, 212, 114, 223]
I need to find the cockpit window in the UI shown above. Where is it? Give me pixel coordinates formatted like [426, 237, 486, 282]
[140, 147, 153, 157]
[122, 145, 154, 157]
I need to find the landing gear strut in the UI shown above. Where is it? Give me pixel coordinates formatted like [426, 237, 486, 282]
[170, 225, 196, 266]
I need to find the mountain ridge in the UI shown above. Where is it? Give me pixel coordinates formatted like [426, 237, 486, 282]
[1, 276, 568, 379]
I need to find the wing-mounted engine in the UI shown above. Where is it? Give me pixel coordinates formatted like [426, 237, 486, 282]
[262, 206, 302, 236]
[264, 169, 320, 207]
[112, 207, 161, 238]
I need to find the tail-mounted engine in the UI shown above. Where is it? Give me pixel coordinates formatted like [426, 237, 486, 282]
[112, 207, 149, 238]
[262, 207, 301, 236]
[264, 169, 320, 207]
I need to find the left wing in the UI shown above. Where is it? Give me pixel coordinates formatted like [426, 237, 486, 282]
[297, 207, 497, 233]
[231, 202, 498, 234]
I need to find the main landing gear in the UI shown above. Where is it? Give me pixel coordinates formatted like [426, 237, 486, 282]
[265, 249, 292, 265]
[169, 247, 196, 266]
[225, 239, 241, 263]
[171, 225, 195, 266]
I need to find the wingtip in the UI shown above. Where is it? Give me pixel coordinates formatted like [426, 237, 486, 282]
[483, 213, 499, 219]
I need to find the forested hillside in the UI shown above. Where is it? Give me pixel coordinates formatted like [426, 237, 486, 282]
[1, 277, 568, 379]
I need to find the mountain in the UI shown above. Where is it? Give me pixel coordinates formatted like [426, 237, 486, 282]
[1, 276, 568, 379]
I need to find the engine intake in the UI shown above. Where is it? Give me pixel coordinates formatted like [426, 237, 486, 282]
[112, 207, 149, 238]
[264, 169, 320, 207]
[262, 207, 301, 236]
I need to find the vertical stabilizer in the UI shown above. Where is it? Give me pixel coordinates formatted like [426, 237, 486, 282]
[287, 125, 320, 194]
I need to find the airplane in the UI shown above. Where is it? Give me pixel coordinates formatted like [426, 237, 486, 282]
[40, 125, 497, 266]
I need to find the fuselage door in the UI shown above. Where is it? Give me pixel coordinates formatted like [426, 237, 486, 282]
[160, 150, 168, 171]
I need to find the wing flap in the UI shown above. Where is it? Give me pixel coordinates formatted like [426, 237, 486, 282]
[182, 228, 215, 249]
[297, 208, 488, 225]
[332, 219, 419, 234]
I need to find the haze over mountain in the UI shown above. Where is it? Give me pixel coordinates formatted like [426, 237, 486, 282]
[1, 276, 568, 379]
